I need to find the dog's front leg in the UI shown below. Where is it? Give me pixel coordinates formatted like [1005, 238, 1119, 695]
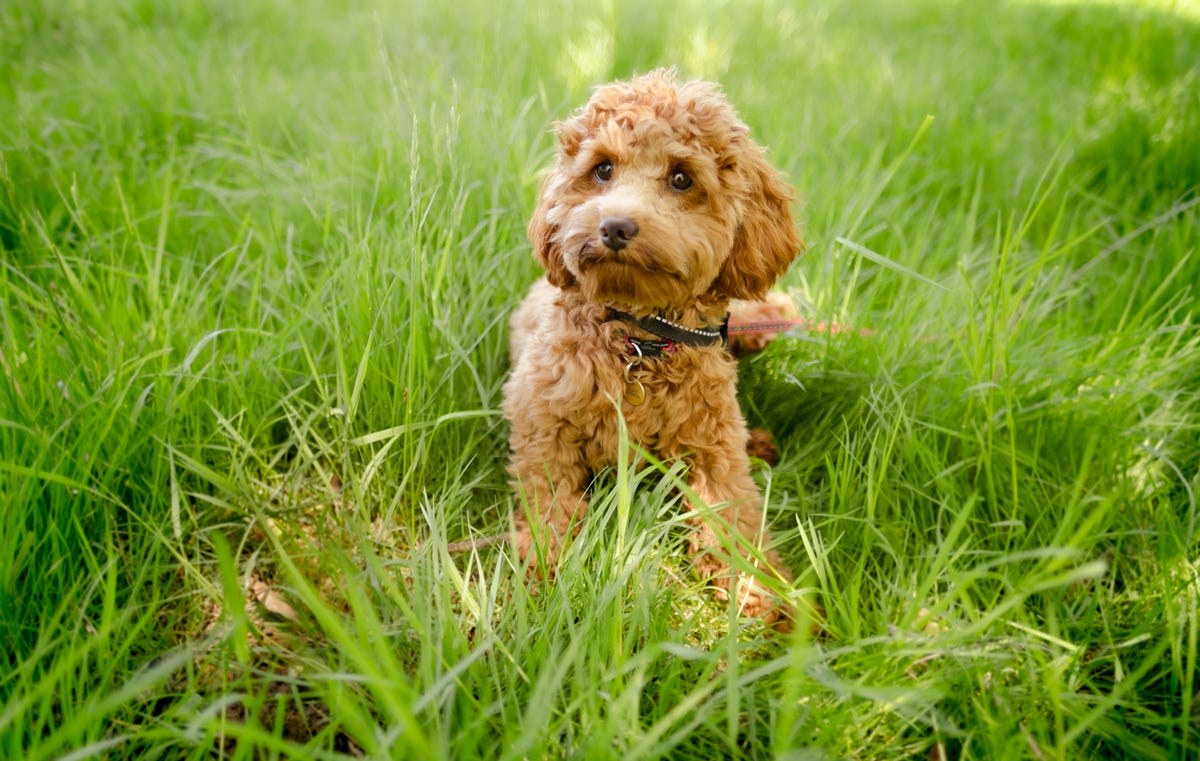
[507, 420, 592, 576]
[684, 451, 795, 631]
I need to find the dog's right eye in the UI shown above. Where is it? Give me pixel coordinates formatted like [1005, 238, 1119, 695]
[592, 161, 614, 183]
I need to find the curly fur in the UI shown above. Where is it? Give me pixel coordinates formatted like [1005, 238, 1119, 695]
[503, 70, 801, 629]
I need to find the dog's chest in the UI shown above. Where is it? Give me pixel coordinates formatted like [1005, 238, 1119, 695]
[572, 346, 737, 467]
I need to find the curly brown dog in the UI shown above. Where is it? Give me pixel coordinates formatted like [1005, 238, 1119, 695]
[502, 69, 801, 630]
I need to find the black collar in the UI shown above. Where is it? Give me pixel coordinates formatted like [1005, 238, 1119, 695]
[608, 309, 729, 354]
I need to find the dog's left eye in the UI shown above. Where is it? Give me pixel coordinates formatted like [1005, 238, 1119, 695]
[593, 161, 614, 183]
[668, 170, 693, 192]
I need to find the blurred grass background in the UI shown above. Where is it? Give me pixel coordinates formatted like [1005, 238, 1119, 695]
[2, 0, 1199, 758]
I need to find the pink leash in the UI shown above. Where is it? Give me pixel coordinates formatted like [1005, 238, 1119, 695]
[726, 318, 875, 337]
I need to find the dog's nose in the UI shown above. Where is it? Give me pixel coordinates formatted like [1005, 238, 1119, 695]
[599, 216, 638, 251]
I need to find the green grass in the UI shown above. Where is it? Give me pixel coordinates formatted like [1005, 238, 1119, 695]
[2, 0, 1199, 757]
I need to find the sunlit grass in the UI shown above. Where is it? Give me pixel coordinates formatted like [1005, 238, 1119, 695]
[2, 0, 1198, 758]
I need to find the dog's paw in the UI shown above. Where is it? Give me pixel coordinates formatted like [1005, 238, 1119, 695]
[511, 529, 561, 580]
[703, 571, 795, 633]
[745, 428, 780, 466]
[511, 527, 533, 559]
[733, 576, 796, 633]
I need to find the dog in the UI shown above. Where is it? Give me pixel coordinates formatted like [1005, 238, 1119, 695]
[501, 69, 801, 630]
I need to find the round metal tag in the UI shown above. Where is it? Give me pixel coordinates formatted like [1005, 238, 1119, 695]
[625, 379, 646, 405]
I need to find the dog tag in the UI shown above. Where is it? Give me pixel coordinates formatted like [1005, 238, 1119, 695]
[625, 379, 646, 405]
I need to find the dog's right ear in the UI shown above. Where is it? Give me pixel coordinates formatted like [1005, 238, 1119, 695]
[527, 176, 575, 288]
[528, 116, 588, 288]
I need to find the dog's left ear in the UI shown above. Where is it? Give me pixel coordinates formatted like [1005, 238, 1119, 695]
[711, 148, 802, 301]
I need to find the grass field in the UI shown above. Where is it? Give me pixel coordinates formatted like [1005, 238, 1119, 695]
[3, 0, 1200, 758]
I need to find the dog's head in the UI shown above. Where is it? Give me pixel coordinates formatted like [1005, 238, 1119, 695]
[528, 69, 801, 310]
